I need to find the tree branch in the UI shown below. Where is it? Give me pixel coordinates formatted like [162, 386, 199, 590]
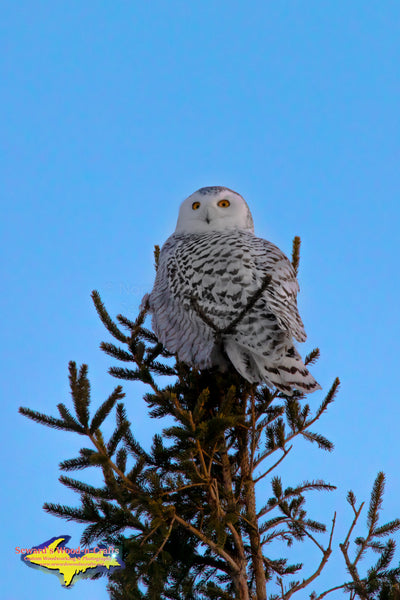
[190, 273, 272, 336]
[314, 584, 348, 600]
[173, 513, 240, 574]
[283, 512, 336, 600]
[254, 446, 293, 483]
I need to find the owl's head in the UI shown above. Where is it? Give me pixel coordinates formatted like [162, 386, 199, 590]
[175, 186, 254, 234]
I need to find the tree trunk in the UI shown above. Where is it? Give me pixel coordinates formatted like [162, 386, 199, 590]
[233, 563, 251, 600]
[240, 426, 267, 600]
[244, 476, 267, 600]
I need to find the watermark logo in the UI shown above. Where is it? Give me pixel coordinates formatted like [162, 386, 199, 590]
[17, 535, 124, 588]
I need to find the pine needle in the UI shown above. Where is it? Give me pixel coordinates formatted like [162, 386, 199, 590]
[91, 290, 128, 343]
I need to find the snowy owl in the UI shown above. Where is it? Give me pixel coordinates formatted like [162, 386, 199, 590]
[143, 186, 321, 394]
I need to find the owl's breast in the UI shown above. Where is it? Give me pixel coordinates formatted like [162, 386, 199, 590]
[166, 231, 263, 324]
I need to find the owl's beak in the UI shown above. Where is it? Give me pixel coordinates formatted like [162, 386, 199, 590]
[204, 207, 211, 224]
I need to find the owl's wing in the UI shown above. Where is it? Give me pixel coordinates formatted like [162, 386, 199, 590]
[251, 237, 307, 343]
[147, 237, 217, 368]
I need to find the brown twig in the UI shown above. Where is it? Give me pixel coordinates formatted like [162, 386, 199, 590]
[313, 584, 348, 600]
[148, 517, 176, 565]
[338, 501, 367, 593]
[88, 432, 137, 494]
[190, 273, 272, 336]
[160, 482, 208, 496]
[283, 512, 336, 600]
[254, 445, 293, 483]
[173, 513, 240, 573]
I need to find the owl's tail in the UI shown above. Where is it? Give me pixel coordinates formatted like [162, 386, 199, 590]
[223, 341, 321, 395]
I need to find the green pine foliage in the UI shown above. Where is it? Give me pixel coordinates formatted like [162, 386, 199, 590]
[19, 239, 400, 600]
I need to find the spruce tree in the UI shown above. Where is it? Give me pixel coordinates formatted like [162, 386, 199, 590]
[20, 239, 400, 599]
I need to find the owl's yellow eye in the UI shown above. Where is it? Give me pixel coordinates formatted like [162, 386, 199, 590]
[217, 199, 230, 208]
[192, 201, 201, 210]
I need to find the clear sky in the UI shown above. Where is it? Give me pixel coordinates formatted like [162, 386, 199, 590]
[2, 2, 400, 598]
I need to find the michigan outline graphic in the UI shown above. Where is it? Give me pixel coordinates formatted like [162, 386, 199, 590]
[20, 535, 124, 587]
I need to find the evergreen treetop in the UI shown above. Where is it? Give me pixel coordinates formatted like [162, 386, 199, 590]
[19, 239, 400, 599]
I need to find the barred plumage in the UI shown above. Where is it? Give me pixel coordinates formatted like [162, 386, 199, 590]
[143, 187, 321, 394]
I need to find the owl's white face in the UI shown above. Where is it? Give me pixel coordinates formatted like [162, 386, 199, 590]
[175, 186, 254, 234]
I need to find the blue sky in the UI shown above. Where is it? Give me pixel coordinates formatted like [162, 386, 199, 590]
[2, 1, 400, 598]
